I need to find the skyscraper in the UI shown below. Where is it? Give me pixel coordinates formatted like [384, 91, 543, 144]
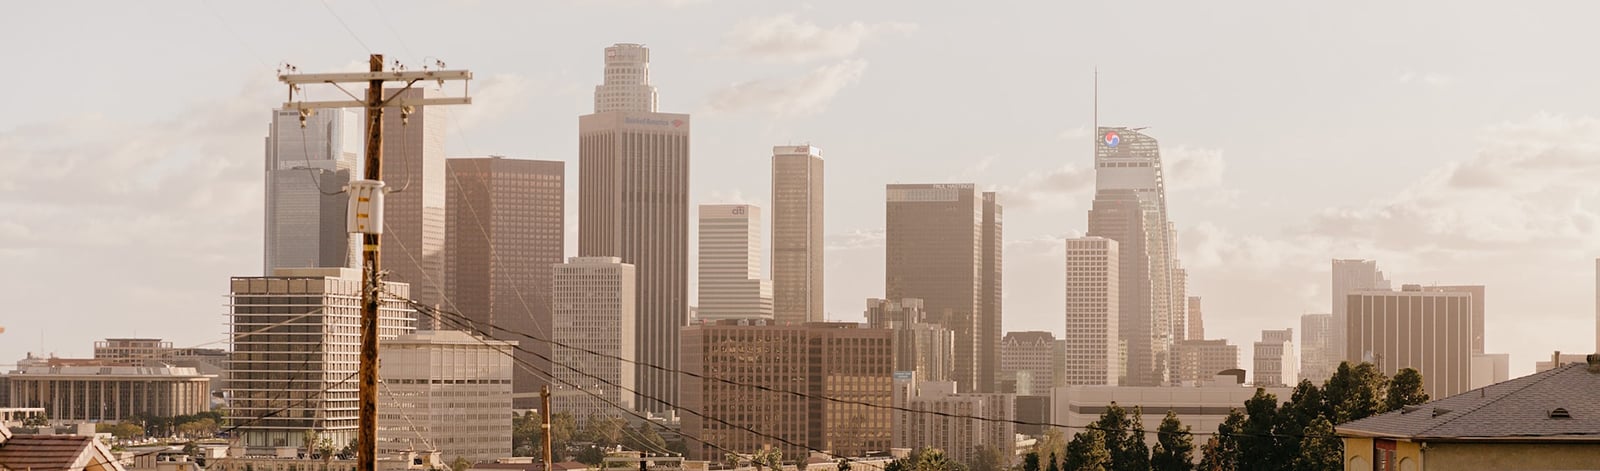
[1422, 285, 1485, 354]
[1063, 236, 1119, 386]
[550, 257, 636, 421]
[445, 156, 564, 405]
[1253, 328, 1296, 387]
[697, 204, 772, 321]
[1087, 127, 1177, 386]
[1330, 259, 1391, 373]
[377, 330, 514, 463]
[999, 331, 1059, 395]
[1187, 296, 1204, 340]
[771, 145, 824, 325]
[578, 43, 689, 412]
[1170, 339, 1239, 385]
[1300, 313, 1333, 383]
[263, 108, 361, 273]
[380, 88, 449, 312]
[1346, 285, 1473, 398]
[866, 298, 955, 383]
[885, 184, 995, 392]
[980, 192, 1003, 392]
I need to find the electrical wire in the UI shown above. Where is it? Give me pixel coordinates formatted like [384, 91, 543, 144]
[317, 0, 373, 55]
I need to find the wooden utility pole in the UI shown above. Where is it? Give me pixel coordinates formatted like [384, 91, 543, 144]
[279, 54, 472, 471]
[542, 385, 553, 470]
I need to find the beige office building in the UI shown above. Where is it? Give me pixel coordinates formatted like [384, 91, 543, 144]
[1345, 285, 1473, 398]
[377, 330, 514, 463]
[680, 321, 893, 460]
[1170, 339, 1239, 386]
[1422, 285, 1485, 354]
[697, 204, 773, 321]
[1253, 329, 1296, 387]
[1300, 313, 1333, 383]
[578, 43, 690, 412]
[771, 145, 824, 325]
[226, 267, 416, 450]
[445, 157, 564, 406]
[885, 184, 1000, 393]
[551, 257, 636, 421]
[999, 331, 1061, 395]
[892, 378, 1015, 465]
[867, 298, 954, 383]
[380, 88, 449, 313]
[3, 366, 212, 423]
[1064, 236, 1119, 386]
[1187, 296, 1204, 340]
[1331, 259, 1391, 375]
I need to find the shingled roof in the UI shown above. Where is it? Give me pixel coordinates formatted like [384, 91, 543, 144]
[0, 427, 127, 471]
[1337, 360, 1600, 442]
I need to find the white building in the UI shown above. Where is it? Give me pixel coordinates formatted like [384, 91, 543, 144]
[1051, 383, 1291, 446]
[377, 330, 514, 464]
[1063, 237, 1119, 386]
[697, 204, 773, 321]
[263, 108, 362, 274]
[226, 267, 416, 451]
[551, 257, 637, 421]
[893, 378, 1014, 466]
[1468, 353, 1509, 390]
[1253, 329, 1297, 387]
[593, 43, 658, 113]
[1299, 313, 1333, 384]
[1535, 352, 1589, 373]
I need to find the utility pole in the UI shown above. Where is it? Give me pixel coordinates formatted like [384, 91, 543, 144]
[541, 385, 553, 470]
[279, 54, 471, 471]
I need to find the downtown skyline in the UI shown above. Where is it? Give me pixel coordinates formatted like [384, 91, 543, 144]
[6, 2, 1600, 379]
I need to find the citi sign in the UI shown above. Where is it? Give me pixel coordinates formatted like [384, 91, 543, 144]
[625, 117, 685, 128]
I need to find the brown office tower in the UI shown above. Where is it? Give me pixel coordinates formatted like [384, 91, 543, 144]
[377, 88, 448, 314]
[578, 43, 689, 412]
[680, 320, 893, 460]
[1087, 127, 1177, 386]
[445, 157, 564, 407]
[771, 145, 824, 325]
[1346, 285, 1474, 398]
[885, 184, 1001, 393]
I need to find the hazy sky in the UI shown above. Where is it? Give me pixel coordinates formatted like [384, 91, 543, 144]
[4, 1, 1600, 379]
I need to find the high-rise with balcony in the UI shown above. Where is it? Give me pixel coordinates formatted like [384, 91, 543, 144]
[445, 156, 564, 406]
[578, 43, 690, 412]
[1087, 127, 1178, 386]
[697, 204, 772, 321]
[771, 145, 824, 325]
[264, 108, 362, 274]
[550, 257, 636, 421]
[1063, 236, 1119, 386]
[226, 267, 416, 451]
[885, 184, 1001, 393]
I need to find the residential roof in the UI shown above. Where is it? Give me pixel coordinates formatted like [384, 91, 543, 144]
[0, 433, 127, 471]
[1337, 361, 1600, 442]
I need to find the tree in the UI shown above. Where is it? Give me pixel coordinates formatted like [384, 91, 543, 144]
[1290, 417, 1342, 471]
[1384, 368, 1429, 412]
[1022, 452, 1041, 471]
[1150, 411, 1194, 471]
[1114, 407, 1150, 471]
[450, 457, 473, 471]
[885, 457, 911, 471]
[968, 445, 1007, 471]
[838, 458, 853, 471]
[513, 411, 541, 456]
[1033, 428, 1068, 463]
[110, 422, 145, 440]
[1235, 389, 1284, 470]
[23, 413, 49, 427]
[621, 423, 667, 454]
[911, 448, 962, 471]
[1062, 429, 1110, 471]
[752, 447, 784, 471]
[549, 412, 578, 458]
[1274, 380, 1326, 463]
[579, 414, 627, 448]
[1089, 403, 1132, 469]
[1044, 452, 1059, 471]
[1198, 409, 1243, 471]
[575, 446, 606, 466]
[1323, 362, 1387, 424]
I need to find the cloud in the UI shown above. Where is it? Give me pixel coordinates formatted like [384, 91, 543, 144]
[446, 73, 531, 131]
[1303, 114, 1600, 253]
[706, 59, 868, 116]
[826, 228, 886, 251]
[993, 164, 1095, 210]
[702, 189, 763, 207]
[1398, 71, 1454, 87]
[1058, 126, 1091, 140]
[1164, 146, 1226, 191]
[724, 14, 917, 63]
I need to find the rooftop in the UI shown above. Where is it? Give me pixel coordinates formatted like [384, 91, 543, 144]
[1337, 358, 1600, 442]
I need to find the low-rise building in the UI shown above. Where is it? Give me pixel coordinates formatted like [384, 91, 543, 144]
[0, 425, 128, 471]
[1051, 381, 1290, 446]
[1169, 340, 1239, 386]
[893, 379, 1014, 465]
[2, 365, 212, 422]
[378, 330, 515, 464]
[1336, 356, 1600, 470]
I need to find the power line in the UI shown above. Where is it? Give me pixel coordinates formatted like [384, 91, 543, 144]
[317, 0, 373, 54]
[413, 299, 1331, 442]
